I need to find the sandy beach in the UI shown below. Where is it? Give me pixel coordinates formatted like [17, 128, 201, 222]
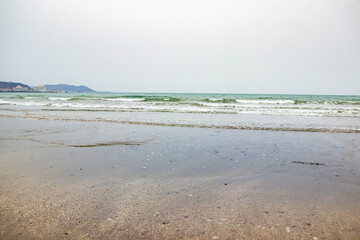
[0, 116, 359, 239]
[2, 0, 360, 238]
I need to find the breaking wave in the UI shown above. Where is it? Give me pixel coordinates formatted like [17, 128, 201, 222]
[0, 93, 359, 118]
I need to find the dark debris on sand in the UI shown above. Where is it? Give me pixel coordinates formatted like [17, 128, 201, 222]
[291, 161, 326, 166]
[70, 141, 143, 148]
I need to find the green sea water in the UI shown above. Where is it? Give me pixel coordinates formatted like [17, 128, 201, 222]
[1, 92, 359, 133]
[1, 92, 359, 114]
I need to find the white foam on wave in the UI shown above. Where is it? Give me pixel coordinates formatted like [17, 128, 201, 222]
[235, 99, 294, 104]
[0, 99, 12, 104]
[208, 98, 223, 102]
[50, 102, 138, 110]
[202, 102, 236, 107]
[48, 97, 71, 101]
[0, 98, 48, 106]
[104, 98, 145, 102]
[15, 101, 48, 106]
[51, 103, 107, 108]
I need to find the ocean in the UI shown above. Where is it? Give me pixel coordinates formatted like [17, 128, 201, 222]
[0, 92, 359, 133]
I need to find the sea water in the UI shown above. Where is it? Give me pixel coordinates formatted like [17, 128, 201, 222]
[0, 92, 359, 133]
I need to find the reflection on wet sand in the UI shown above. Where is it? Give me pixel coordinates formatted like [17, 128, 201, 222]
[0, 117, 359, 239]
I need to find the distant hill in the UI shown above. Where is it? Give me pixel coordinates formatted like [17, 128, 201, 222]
[0, 81, 31, 89]
[43, 84, 95, 92]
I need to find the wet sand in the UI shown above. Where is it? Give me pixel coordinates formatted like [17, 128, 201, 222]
[0, 117, 360, 239]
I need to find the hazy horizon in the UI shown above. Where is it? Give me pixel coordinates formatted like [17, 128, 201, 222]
[1, 0, 359, 95]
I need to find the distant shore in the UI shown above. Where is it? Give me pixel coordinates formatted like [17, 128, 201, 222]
[0, 91, 65, 93]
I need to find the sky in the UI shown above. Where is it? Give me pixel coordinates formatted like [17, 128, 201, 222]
[0, 0, 359, 94]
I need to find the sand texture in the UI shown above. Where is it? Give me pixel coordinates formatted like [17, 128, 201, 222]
[0, 117, 360, 239]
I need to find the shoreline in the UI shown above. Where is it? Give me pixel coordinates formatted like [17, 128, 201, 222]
[0, 111, 359, 134]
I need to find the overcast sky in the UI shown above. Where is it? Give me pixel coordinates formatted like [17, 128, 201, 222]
[0, 0, 359, 94]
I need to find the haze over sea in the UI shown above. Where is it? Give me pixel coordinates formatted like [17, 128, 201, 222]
[1, 92, 359, 133]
